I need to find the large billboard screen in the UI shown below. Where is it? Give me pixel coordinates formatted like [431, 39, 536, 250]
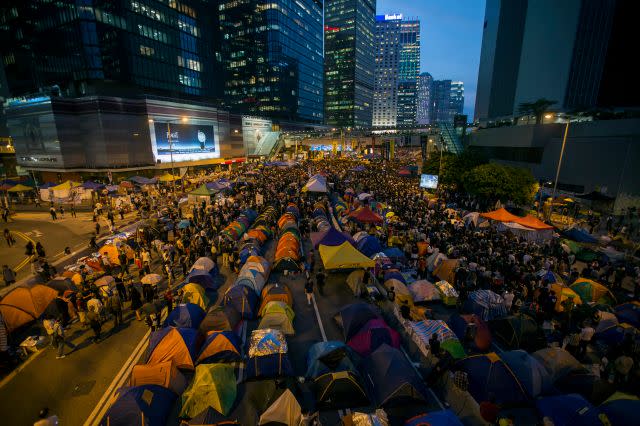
[242, 117, 273, 155]
[420, 174, 439, 189]
[152, 122, 219, 162]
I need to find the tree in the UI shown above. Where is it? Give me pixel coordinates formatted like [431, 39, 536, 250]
[518, 98, 558, 124]
[462, 163, 537, 206]
[421, 148, 487, 188]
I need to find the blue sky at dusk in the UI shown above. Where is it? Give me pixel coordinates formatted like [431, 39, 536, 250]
[377, 0, 486, 118]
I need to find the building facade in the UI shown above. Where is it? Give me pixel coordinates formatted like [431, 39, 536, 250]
[219, 0, 324, 124]
[450, 81, 465, 116]
[416, 72, 433, 126]
[324, 0, 376, 128]
[474, 0, 636, 124]
[372, 14, 420, 128]
[432, 80, 452, 123]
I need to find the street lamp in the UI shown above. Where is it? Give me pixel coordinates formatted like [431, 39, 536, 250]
[150, 116, 188, 198]
[547, 113, 571, 222]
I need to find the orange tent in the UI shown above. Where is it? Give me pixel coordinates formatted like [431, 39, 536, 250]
[433, 259, 460, 284]
[480, 208, 521, 223]
[512, 215, 553, 230]
[147, 328, 201, 370]
[259, 284, 293, 316]
[0, 285, 58, 332]
[130, 360, 187, 394]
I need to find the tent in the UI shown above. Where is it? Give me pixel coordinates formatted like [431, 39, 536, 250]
[101, 385, 176, 426]
[336, 303, 381, 341]
[0, 285, 58, 332]
[357, 235, 383, 257]
[536, 394, 602, 426]
[408, 320, 465, 359]
[435, 281, 458, 306]
[531, 347, 583, 382]
[7, 183, 33, 192]
[346, 270, 365, 295]
[182, 283, 209, 311]
[455, 352, 528, 404]
[361, 344, 429, 408]
[147, 327, 201, 370]
[489, 313, 546, 352]
[199, 306, 241, 334]
[258, 389, 302, 425]
[348, 318, 401, 357]
[513, 215, 553, 230]
[165, 303, 206, 329]
[197, 331, 242, 364]
[314, 369, 369, 410]
[190, 257, 217, 276]
[187, 270, 218, 291]
[235, 270, 266, 295]
[100, 243, 134, 265]
[190, 184, 217, 197]
[464, 290, 507, 321]
[246, 329, 294, 379]
[348, 206, 383, 224]
[319, 242, 375, 269]
[595, 311, 618, 333]
[187, 407, 239, 425]
[433, 259, 460, 285]
[302, 176, 328, 193]
[595, 323, 639, 346]
[158, 173, 181, 182]
[129, 176, 156, 185]
[306, 341, 359, 378]
[570, 278, 615, 305]
[499, 350, 552, 397]
[447, 313, 492, 352]
[313, 227, 354, 249]
[223, 285, 258, 319]
[258, 284, 293, 316]
[130, 360, 187, 395]
[409, 280, 441, 303]
[180, 363, 237, 418]
[563, 227, 598, 243]
[600, 392, 640, 426]
[550, 283, 582, 312]
[480, 208, 522, 223]
[405, 410, 464, 426]
[615, 302, 640, 328]
[258, 301, 295, 335]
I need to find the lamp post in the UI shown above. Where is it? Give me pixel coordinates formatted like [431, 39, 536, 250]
[149, 116, 188, 199]
[547, 113, 571, 222]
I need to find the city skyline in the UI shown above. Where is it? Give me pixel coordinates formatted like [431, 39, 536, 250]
[377, 0, 485, 119]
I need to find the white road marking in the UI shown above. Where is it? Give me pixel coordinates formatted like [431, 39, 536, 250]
[310, 293, 327, 342]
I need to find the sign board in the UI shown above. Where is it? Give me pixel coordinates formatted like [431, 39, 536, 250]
[420, 174, 439, 189]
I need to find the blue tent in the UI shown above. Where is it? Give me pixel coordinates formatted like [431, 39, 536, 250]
[239, 245, 261, 264]
[500, 350, 552, 397]
[224, 285, 258, 319]
[562, 227, 598, 243]
[246, 353, 294, 379]
[405, 410, 464, 426]
[361, 344, 429, 408]
[536, 394, 602, 426]
[383, 270, 406, 284]
[100, 384, 176, 426]
[615, 303, 640, 328]
[337, 303, 381, 341]
[305, 341, 359, 378]
[600, 395, 640, 426]
[314, 227, 355, 249]
[382, 247, 405, 259]
[456, 353, 528, 405]
[164, 303, 205, 329]
[595, 323, 639, 346]
[129, 176, 157, 185]
[82, 180, 104, 190]
[357, 235, 383, 257]
[187, 270, 218, 290]
[464, 290, 508, 321]
[196, 330, 242, 364]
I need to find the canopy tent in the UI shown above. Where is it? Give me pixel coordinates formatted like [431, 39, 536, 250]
[570, 278, 616, 305]
[536, 394, 602, 426]
[447, 313, 492, 352]
[348, 206, 383, 224]
[7, 183, 33, 192]
[0, 285, 58, 332]
[223, 285, 258, 320]
[336, 303, 381, 341]
[147, 327, 200, 370]
[489, 313, 546, 352]
[130, 360, 187, 395]
[433, 259, 460, 285]
[405, 410, 464, 426]
[164, 303, 206, 329]
[455, 352, 528, 404]
[128, 176, 157, 185]
[180, 363, 237, 418]
[190, 184, 217, 196]
[258, 301, 295, 335]
[157, 173, 181, 182]
[480, 208, 522, 223]
[302, 176, 328, 193]
[347, 318, 400, 357]
[464, 290, 507, 321]
[531, 347, 583, 382]
[513, 215, 553, 230]
[181, 283, 209, 311]
[101, 385, 176, 426]
[81, 180, 104, 190]
[258, 389, 302, 426]
[319, 242, 375, 270]
[199, 306, 240, 335]
[500, 350, 552, 397]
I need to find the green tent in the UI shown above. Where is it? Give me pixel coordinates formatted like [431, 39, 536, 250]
[441, 338, 466, 359]
[180, 363, 237, 418]
[190, 184, 216, 197]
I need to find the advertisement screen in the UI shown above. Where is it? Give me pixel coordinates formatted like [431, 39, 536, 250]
[242, 117, 273, 155]
[420, 174, 439, 189]
[153, 122, 218, 161]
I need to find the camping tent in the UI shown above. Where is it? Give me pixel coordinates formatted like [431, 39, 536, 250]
[302, 175, 328, 193]
[164, 303, 205, 329]
[435, 280, 458, 306]
[447, 313, 492, 352]
[570, 278, 615, 305]
[357, 235, 383, 257]
[101, 385, 176, 426]
[189, 184, 217, 204]
[433, 259, 460, 285]
[187, 407, 239, 425]
[405, 410, 464, 426]
[499, 350, 552, 397]
[409, 280, 441, 303]
[464, 290, 507, 321]
[319, 242, 375, 269]
[197, 331, 242, 364]
[246, 329, 293, 379]
[563, 227, 598, 243]
[258, 389, 302, 425]
[235, 270, 266, 295]
[346, 270, 365, 295]
[531, 347, 584, 382]
[259, 284, 293, 316]
[550, 283, 582, 312]
[455, 352, 528, 404]
[223, 285, 258, 319]
[536, 394, 602, 426]
[100, 243, 134, 265]
[180, 363, 237, 418]
[348, 206, 383, 223]
[186, 270, 218, 291]
[258, 301, 295, 335]
[336, 303, 381, 341]
[408, 320, 466, 359]
[600, 392, 640, 426]
[8, 184, 33, 192]
[158, 173, 180, 182]
[313, 227, 354, 249]
[181, 283, 209, 311]
[489, 313, 546, 352]
[615, 302, 640, 328]
[0, 285, 58, 332]
[348, 318, 400, 357]
[595, 323, 639, 346]
[190, 257, 217, 276]
[130, 360, 187, 395]
[199, 306, 241, 334]
[147, 327, 200, 370]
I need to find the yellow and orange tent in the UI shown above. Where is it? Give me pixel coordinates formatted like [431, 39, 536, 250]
[130, 360, 187, 394]
[0, 285, 58, 332]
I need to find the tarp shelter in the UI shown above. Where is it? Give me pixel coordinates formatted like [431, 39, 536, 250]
[570, 278, 616, 305]
[147, 327, 200, 370]
[164, 303, 206, 329]
[405, 410, 464, 426]
[180, 363, 237, 418]
[0, 285, 58, 332]
[409, 280, 441, 303]
[258, 301, 295, 335]
[408, 320, 465, 359]
[336, 303, 381, 341]
[536, 394, 602, 426]
[258, 389, 302, 425]
[464, 290, 507, 321]
[101, 385, 176, 426]
[361, 344, 429, 408]
[531, 347, 583, 382]
[130, 361, 187, 395]
[197, 331, 242, 364]
[158, 173, 180, 182]
[600, 392, 640, 426]
[499, 350, 552, 397]
[199, 306, 240, 334]
[433, 259, 460, 285]
[187, 270, 218, 290]
[348, 206, 383, 223]
[7, 184, 33, 192]
[319, 242, 375, 269]
[455, 352, 528, 404]
[259, 284, 293, 316]
[563, 227, 598, 243]
[223, 285, 258, 319]
[348, 318, 400, 357]
[489, 314, 546, 352]
[447, 313, 492, 352]
[182, 283, 209, 311]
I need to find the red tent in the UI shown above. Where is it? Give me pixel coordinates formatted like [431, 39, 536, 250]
[348, 206, 383, 224]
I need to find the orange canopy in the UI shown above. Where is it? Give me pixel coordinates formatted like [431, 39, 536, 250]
[480, 208, 521, 223]
[512, 215, 553, 230]
[0, 285, 58, 332]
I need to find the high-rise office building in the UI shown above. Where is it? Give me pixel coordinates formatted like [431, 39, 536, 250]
[416, 72, 433, 125]
[372, 14, 420, 128]
[219, 0, 324, 124]
[475, 0, 636, 124]
[0, 0, 219, 99]
[324, 0, 376, 128]
[432, 80, 452, 123]
[451, 81, 465, 115]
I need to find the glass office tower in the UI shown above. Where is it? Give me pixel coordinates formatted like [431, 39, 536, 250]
[219, 0, 324, 124]
[324, 0, 375, 128]
[416, 72, 433, 125]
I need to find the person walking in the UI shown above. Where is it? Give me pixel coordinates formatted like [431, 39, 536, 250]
[106, 292, 123, 330]
[304, 277, 314, 306]
[49, 206, 57, 221]
[86, 306, 102, 343]
[43, 316, 75, 359]
[4, 228, 15, 247]
[315, 269, 326, 296]
[130, 286, 143, 321]
[70, 204, 76, 218]
[2, 265, 16, 287]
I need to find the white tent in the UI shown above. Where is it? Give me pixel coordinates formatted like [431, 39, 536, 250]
[258, 389, 302, 425]
[302, 176, 328, 193]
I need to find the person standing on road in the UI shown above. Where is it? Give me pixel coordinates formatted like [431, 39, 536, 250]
[316, 269, 326, 296]
[3, 265, 16, 287]
[106, 292, 123, 330]
[49, 206, 57, 221]
[4, 228, 15, 247]
[86, 306, 102, 343]
[35, 242, 46, 258]
[304, 277, 314, 306]
[58, 205, 65, 219]
[70, 204, 76, 218]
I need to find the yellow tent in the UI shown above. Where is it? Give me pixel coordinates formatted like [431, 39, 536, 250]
[158, 173, 181, 182]
[100, 243, 134, 265]
[50, 180, 81, 190]
[550, 283, 582, 312]
[182, 283, 209, 311]
[258, 301, 295, 335]
[7, 184, 33, 192]
[319, 242, 375, 270]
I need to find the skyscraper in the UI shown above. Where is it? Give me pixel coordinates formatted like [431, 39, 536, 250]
[475, 0, 636, 124]
[432, 80, 452, 123]
[324, 0, 376, 128]
[416, 72, 433, 125]
[219, 0, 324, 124]
[372, 14, 420, 128]
[450, 81, 465, 115]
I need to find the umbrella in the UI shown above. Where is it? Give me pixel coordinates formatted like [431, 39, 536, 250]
[95, 275, 115, 287]
[141, 274, 163, 286]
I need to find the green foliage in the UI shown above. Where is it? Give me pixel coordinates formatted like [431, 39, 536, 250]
[462, 163, 537, 205]
[421, 148, 486, 187]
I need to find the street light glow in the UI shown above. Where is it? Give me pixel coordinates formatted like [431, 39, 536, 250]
[544, 114, 553, 119]
[181, 116, 188, 123]
[148, 119, 154, 123]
